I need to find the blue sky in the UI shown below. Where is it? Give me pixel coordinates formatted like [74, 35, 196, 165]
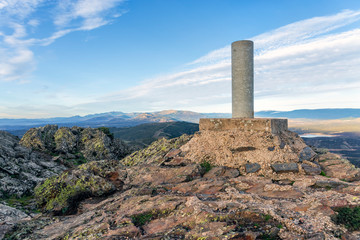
[1, 0, 360, 118]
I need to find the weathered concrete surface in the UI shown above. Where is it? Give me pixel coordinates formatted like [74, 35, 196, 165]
[232, 40, 254, 118]
[181, 129, 316, 176]
[199, 118, 288, 135]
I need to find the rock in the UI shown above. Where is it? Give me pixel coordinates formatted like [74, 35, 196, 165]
[54, 127, 78, 153]
[20, 125, 133, 164]
[271, 163, 299, 173]
[245, 163, 261, 173]
[203, 166, 240, 178]
[171, 179, 226, 194]
[305, 232, 325, 240]
[164, 148, 181, 159]
[34, 160, 123, 215]
[20, 124, 58, 152]
[0, 204, 29, 239]
[299, 146, 316, 162]
[163, 156, 191, 166]
[5, 134, 360, 239]
[313, 180, 350, 189]
[293, 177, 316, 188]
[318, 154, 360, 182]
[121, 134, 192, 166]
[302, 163, 321, 175]
[126, 164, 202, 187]
[0, 131, 67, 198]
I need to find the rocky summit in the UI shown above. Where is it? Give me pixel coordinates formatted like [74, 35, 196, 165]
[4, 130, 360, 239]
[20, 125, 132, 166]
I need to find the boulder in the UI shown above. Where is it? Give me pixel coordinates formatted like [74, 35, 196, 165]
[299, 146, 316, 162]
[0, 204, 29, 239]
[302, 163, 321, 175]
[271, 163, 299, 173]
[20, 125, 58, 152]
[245, 163, 261, 173]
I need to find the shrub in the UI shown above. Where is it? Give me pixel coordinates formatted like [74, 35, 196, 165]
[131, 212, 153, 227]
[98, 127, 114, 140]
[200, 160, 213, 173]
[333, 206, 360, 231]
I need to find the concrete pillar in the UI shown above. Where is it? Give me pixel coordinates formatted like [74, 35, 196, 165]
[232, 40, 254, 118]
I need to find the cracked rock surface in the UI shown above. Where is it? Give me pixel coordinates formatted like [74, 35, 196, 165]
[5, 136, 360, 239]
[0, 131, 67, 198]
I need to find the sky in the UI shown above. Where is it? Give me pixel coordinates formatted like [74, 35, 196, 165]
[1, 0, 360, 118]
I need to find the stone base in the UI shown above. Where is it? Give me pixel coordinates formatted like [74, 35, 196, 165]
[199, 118, 288, 135]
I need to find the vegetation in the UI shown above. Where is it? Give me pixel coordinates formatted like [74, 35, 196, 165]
[333, 206, 360, 231]
[34, 170, 114, 215]
[0, 195, 40, 214]
[131, 212, 153, 227]
[200, 160, 213, 173]
[98, 127, 114, 140]
[263, 214, 272, 221]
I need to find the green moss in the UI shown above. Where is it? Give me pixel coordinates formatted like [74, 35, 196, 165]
[333, 206, 360, 231]
[320, 171, 327, 176]
[263, 214, 272, 221]
[3, 195, 33, 207]
[131, 212, 153, 227]
[34, 170, 113, 214]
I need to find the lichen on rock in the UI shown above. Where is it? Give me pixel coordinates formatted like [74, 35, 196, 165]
[34, 160, 122, 215]
[20, 125, 58, 152]
[0, 130, 66, 199]
[121, 134, 192, 166]
[20, 125, 133, 166]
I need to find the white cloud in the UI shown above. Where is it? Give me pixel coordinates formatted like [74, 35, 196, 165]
[28, 19, 39, 27]
[0, 0, 45, 20]
[54, 0, 125, 27]
[0, 0, 126, 82]
[2, 7, 360, 117]
[92, 9, 360, 113]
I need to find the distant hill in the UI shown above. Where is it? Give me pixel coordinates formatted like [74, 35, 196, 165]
[2, 108, 360, 136]
[0, 110, 225, 136]
[110, 121, 199, 148]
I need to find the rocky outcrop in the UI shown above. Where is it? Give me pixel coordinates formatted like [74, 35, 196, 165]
[4, 136, 360, 239]
[317, 150, 360, 181]
[20, 125, 132, 165]
[121, 134, 192, 166]
[0, 204, 30, 240]
[19, 125, 58, 152]
[0, 131, 67, 198]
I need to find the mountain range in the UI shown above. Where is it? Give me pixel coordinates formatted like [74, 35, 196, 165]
[1, 108, 359, 135]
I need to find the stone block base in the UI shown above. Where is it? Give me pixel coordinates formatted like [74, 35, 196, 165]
[199, 118, 288, 135]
